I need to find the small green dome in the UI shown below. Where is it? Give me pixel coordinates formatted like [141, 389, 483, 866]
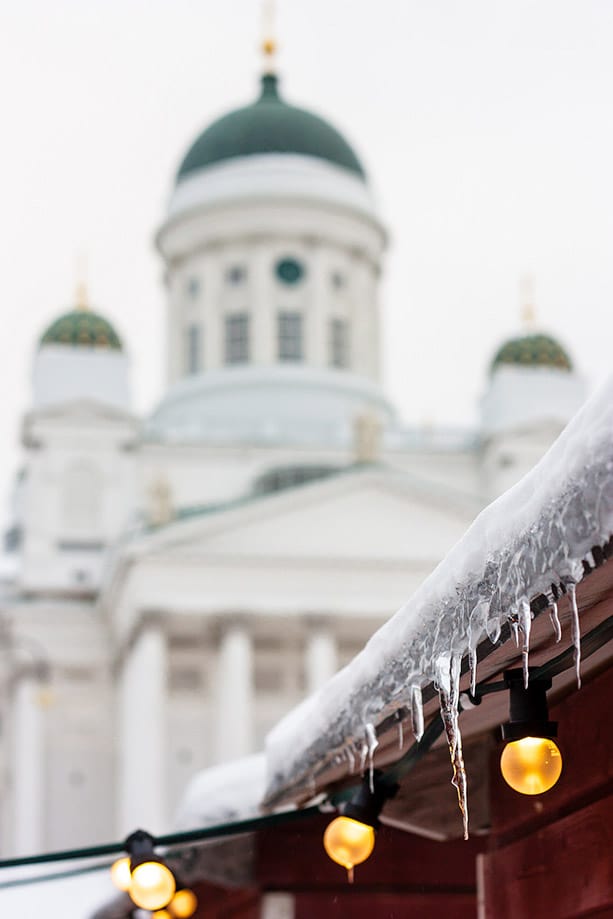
[491, 333, 572, 374]
[40, 310, 122, 351]
[177, 74, 366, 182]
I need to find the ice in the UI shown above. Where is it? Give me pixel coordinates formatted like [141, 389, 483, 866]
[397, 717, 404, 750]
[549, 600, 562, 642]
[411, 685, 424, 741]
[365, 722, 379, 793]
[567, 580, 581, 688]
[436, 654, 468, 840]
[468, 646, 478, 697]
[346, 745, 356, 773]
[518, 598, 532, 688]
[264, 377, 613, 834]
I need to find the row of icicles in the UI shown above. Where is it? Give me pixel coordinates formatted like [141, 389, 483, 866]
[324, 575, 583, 844]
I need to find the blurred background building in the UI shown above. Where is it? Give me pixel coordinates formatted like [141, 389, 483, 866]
[0, 47, 585, 855]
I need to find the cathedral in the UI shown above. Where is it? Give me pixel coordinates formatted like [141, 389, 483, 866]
[0, 51, 586, 858]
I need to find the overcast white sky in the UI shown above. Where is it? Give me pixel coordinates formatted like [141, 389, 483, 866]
[1, 0, 613, 507]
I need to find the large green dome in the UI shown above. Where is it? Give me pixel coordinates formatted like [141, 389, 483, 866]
[177, 74, 366, 182]
[40, 310, 122, 351]
[491, 333, 572, 374]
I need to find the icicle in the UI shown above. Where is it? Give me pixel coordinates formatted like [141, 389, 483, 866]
[518, 598, 532, 689]
[549, 600, 562, 643]
[510, 619, 519, 647]
[359, 742, 368, 773]
[347, 866, 354, 884]
[468, 645, 478, 697]
[346, 745, 356, 774]
[486, 616, 501, 644]
[567, 581, 582, 689]
[410, 684, 424, 742]
[365, 723, 379, 794]
[397, 717, 404, 750]
[437, 655, 469, 839]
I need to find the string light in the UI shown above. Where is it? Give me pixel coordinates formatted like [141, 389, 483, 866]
[500, 670, 562, 795]
[109, 855, 131, 892]
[111, 830, 176, 911]
[323, 772, 397, 882]
[324, 815, 374, 881]
[169, 887, 198, 918]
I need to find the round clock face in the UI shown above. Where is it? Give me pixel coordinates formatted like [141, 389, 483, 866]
[276, 257, 305, 285]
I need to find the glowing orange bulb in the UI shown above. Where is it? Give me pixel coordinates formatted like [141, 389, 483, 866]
[500, 736, 562, 795]
[323, 815, 375, 880]
[110, 856, 131, 892]
[170, 887, 198, 917]
[129, 860, 176, 910]
[153, 912, 172, 919]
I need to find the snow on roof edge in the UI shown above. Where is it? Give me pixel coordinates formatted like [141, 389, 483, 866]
[264, 375, 613, 810]
[174, 753, 267, 831]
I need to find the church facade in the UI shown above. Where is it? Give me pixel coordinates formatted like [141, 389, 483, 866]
[0, 64, 585, 855]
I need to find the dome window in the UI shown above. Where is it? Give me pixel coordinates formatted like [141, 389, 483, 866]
[185, 324, 202, 375]
[278, 311, 303, 362]
[276, 257, 305, 285]
[186, 277, 200, 299]
[226, 265, 247, 285]
[225, 313, 250, 364]
[330, 318, 350, 369]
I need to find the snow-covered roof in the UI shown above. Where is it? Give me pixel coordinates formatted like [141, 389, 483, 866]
[174, 754, 267, 831]
[263, 375, 613, 827]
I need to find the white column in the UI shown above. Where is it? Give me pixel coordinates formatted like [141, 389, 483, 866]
[117, 622, 167, 835]
[261, 893, 295, 919]
[215, 620, 253, 762]
[12, 674, 44, 855]
[252, 243, 275, 365]
[305, 624, 337, 695]
[307, 242, 329, 368]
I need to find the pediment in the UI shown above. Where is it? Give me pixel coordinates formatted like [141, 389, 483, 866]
[133, 469, 479, 565]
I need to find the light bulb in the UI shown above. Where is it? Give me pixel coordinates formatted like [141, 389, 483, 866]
[153, 912, 172, 919]
[323, 815, 375, 878]
[129, 860, 176, 910]
[110, 856, 131, 892]
[170, 888, 198, 918]
[500, 736, 562, 795]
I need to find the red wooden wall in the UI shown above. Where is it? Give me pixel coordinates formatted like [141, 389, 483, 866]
[482, 665, 613, 919]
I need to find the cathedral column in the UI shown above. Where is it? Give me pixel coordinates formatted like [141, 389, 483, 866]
[251, 242, 275, 365]
[215, 619, 253, 762]
[117, 618, 168, 835]
[305, 621, 338, 695]
[306, 242, 329, 368]
[11, 669, 45, 854]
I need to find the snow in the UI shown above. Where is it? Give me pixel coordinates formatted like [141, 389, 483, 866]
[174, 753, 267, 830]
[264, 375, 613, 820]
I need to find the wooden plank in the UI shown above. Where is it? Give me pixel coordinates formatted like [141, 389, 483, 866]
[482, 794, 613, 919]
[255, 813, 482, 890]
